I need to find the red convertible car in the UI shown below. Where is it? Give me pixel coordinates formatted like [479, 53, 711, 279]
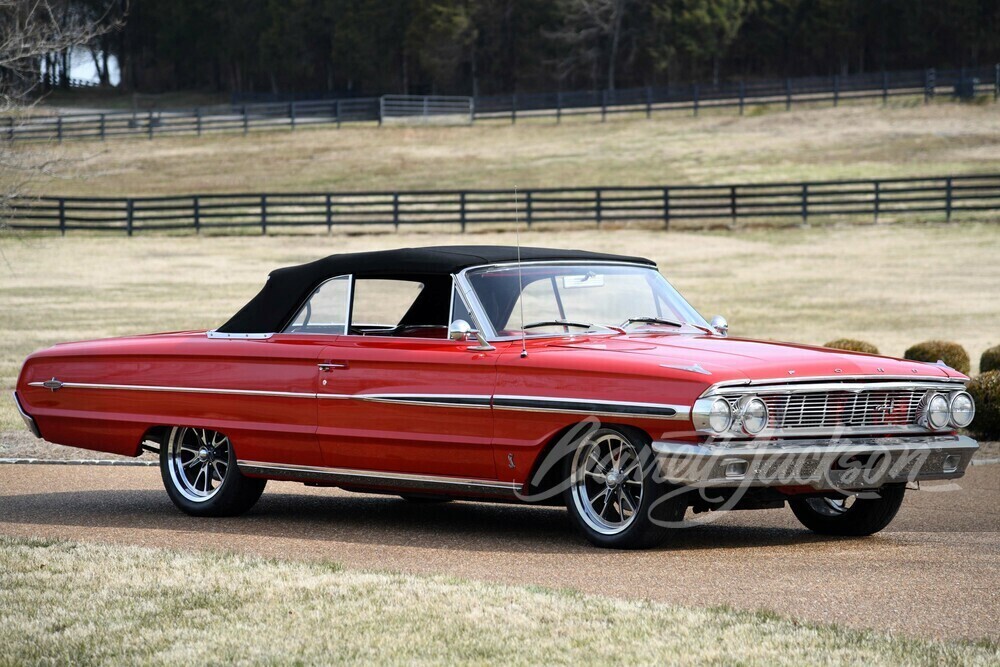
[14, 246, 977, 548]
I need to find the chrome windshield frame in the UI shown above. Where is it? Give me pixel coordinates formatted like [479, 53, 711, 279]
[455, 260, 707, 342]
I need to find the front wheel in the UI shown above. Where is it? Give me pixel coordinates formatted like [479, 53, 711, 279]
[788, 485, 905, 536]
[160, 426, 266, 517]
[563, 427, 685, 549]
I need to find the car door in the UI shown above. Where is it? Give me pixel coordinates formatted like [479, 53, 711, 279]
[315, 277, 501, 479]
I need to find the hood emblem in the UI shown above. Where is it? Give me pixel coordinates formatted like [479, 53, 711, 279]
[42, 377, 64, 392]
[659, 362, 711, 376]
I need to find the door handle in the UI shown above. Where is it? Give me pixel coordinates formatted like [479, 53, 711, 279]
[318, 361, 348, 371]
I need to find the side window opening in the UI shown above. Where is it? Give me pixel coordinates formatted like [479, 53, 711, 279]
[283, 275, 350, 335]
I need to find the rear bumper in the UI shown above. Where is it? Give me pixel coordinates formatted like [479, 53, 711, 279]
[652, 434, 978, 490]
[11, 391, 41, 439]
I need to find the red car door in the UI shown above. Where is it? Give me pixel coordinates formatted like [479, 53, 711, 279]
[316, 336, 502, 479]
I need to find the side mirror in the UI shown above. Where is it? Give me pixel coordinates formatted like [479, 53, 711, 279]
[710, 315, 728, 337]
[449, 319, 472, 341]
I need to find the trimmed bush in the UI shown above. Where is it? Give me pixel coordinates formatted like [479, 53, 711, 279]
[980, 345, 1000, 374]
[903, 340, 970, 374]
[967, 371, 1000, 439]
[824, 339, 879, 355]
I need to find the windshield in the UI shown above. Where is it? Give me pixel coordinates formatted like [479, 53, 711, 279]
[464, 263, 710, 338]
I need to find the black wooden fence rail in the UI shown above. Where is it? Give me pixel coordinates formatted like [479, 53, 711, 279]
[6, 66, 999, 143]
[6, 175, 999, 236]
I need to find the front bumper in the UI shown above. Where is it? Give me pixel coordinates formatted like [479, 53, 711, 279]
[12, 391, 41, 439]
[652, 434, 978, 490]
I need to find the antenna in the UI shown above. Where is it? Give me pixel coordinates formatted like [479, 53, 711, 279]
[515, 186, 528, 359]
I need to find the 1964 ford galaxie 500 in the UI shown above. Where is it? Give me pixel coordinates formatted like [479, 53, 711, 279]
[14, 246, 978, 548]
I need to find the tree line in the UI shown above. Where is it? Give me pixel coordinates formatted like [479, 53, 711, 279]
[33, 0, 1000, 97]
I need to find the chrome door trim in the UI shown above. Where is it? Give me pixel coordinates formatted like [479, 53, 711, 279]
[237, 460, 520, 496]
[492, 394, 689, 420]
[317, 393, 493, 409]
[26, 380, 316, 399]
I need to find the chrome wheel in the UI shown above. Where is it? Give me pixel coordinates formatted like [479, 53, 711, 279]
[166, 427, 231, 503]
[571, 432, 645, 535]
[805, 495, 856, 517]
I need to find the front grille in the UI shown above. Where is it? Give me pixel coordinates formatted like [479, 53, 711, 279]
[757, 389, 927, 431]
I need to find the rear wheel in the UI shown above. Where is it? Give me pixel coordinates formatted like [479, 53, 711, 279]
[563, 427, 685, 549]
[160, 426, 266, 517]
[788, 485, 905, 536]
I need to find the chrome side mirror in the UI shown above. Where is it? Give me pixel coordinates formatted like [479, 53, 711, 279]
[449, 319, 472, 341]
[710, 315, 728, 337]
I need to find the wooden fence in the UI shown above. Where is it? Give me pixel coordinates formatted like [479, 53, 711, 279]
[6, 175, 999, 236]
[6, 66, 999, 143]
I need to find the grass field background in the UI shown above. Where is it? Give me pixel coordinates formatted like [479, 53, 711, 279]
[14, 102, 1000, 197]
[2, 223, 998, 435]
[1, 536, 995, 665]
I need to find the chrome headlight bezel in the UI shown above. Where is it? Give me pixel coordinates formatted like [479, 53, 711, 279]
[949, 391, 975, 428]
[925, 393, 951, 430]
[693, 396, 734, 434]
[738, 396, 769, 435]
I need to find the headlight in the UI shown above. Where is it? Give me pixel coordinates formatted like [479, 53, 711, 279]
[949, 392, 975, 428]
[739, 396, 768, 435]
[707, 398, 733, 433]
[926, 393, 950, 430]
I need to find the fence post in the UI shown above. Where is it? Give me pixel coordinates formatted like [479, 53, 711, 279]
[833, 75, 839, 107]
[58, 198, 66, 235]
[56, 115, 63, 142]
[290, 102, 296, 130]
[193, 196, 201, 233]
[556, 92, 562, 124]
[325, 193, 333, 232]
[646, 86, 653, 118]
[692, 84, 699, 116]
[459, 192, 467, 232]
[882, 71, 889, 105]
[995, 63, 999, 102]
[728, 186, 738, 226]
[925, 68, 935, 102]
[125, 198, 133, 236]
[196, 107, 202, 136]
[147, 110, 154, 139]
[392, 192, 400, 230]
[511, 94, 517, 124]
[662, 187, 670, 229]
[595, 188, 603, 227]
[601, 90, 607, 122]
[260, 194, 267, 234]
[335, 100, 341, 128]
[873, 181, 881, 223]
[785, 78, 792, 111]
[99, 113, 106, 140]
[6, 116, 12, 141]
[945, 177, 953, 222]
[525, 191, 533, 228]
[242, 105, 249, 135]
[801, 183, 809, 225]
[739, 81, 745, 115]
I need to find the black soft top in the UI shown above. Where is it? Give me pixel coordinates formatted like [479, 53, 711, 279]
[217, 245, 654, 334]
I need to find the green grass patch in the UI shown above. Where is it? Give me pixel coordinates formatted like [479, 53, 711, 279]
[0, 536, 995, 665]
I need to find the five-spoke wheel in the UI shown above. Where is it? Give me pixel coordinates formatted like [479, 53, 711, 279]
[159, 426, 266, 517]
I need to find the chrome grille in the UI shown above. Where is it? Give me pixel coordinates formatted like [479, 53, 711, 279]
[758, 389, 926, 431]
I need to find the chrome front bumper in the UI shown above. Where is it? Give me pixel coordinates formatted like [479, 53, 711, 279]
[12, 391, 41, 439]
[652, 434, 978, 490]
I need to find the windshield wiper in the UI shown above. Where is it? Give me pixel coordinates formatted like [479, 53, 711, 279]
[522, 320, 624, 334]
[622, 316, 716, 335]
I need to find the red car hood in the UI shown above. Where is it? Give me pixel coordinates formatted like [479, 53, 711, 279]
[550, 334, 964, 384]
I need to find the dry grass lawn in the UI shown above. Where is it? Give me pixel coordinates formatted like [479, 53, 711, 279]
[1, 536, 995, 665]
[13, 102, 1000, 197]
[2, 223, 998, 437]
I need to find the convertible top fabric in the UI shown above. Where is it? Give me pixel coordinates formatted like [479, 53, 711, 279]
[217, 245, 655, 334]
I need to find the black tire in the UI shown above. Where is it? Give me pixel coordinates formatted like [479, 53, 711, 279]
[159, 426, 266, 517]
[788, 485, 905, 536]
[562, 426, 685, 549]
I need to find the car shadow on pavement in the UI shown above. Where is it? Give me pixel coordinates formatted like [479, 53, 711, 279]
[0, 486, 844, 553]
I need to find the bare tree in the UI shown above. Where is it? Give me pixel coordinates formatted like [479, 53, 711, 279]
[0, 0, 119, 228]
[547, 0, 631, 90]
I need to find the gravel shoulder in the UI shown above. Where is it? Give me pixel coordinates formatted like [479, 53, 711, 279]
[0, 463, 996, 642]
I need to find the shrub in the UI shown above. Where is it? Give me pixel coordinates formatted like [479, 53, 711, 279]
[967, 371, 1000, 439]
[980, 345, 1000, 374]
[823, 339, 879, 355]
[903, 340, 970, 374]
